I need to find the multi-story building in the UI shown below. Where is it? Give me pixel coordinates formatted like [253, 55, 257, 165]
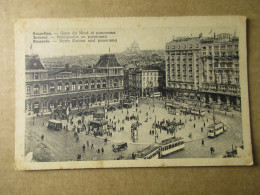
[25, 54, 124, 114]
[135, 69, 160, 97]
[165, 33, 241, 107]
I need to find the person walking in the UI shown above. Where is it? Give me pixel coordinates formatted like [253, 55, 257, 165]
[87, 140, 89, 147]
[101, 147, 104, 154]
[202, 139, 204, 145]
[83, 144, 86, 152]
[91, 143, 94, 150]
[41, 134, 44, 141]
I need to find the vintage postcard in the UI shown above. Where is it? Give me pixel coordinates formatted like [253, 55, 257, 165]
[15, 17, 253, 170]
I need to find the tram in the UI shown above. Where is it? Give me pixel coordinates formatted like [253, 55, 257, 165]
[48, 120, 62, 131]
[207, 121, 227, 138]
[136, 137, 185, 159]
[190, 108, 205, 116]
[158, 137, 185, 157]
[135, 145, 160, 160]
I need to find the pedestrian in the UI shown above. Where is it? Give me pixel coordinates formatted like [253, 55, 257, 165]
[194, 123, 196, 128]
[204, 122, 205, 127]
[41, 134, 44, 141]
[202, 139, 204, 145]
[97, 148, 100, 153]
[83, 144, 86, 152]
[91, 143, 94, 149]
[201, 127, 203, 132]
[101, 147, 104, 153]
[132, 152, 136, 159]
[77, 154, 81, 160]
[76, 137, 79, 142]
[210, 147, 215, 154]
[87, 140, 89, 147]
[112, 144, 114, 149]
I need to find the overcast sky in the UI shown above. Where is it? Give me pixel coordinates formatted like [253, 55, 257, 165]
[25, 23, 238, 58]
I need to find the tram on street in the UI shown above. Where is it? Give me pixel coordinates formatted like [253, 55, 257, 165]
[207, 121, 227, 138]
[48, 120, 62, 131]
[158, 137, 185, 157]
[136, 137, 185, 159]
[190, 108, 205, 116]
[135, 145, 160, 160]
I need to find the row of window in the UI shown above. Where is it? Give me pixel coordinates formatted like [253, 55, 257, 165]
[26, 79, 123, 95]
[167, 44, 199, 50]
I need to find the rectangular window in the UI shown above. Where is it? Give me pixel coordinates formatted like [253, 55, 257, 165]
[26, 86, 30, 94]
[43, 85, 47, 93]
[34, 73, 39, 79]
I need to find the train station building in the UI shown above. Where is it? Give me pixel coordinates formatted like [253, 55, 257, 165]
[25, 54, 124, 114]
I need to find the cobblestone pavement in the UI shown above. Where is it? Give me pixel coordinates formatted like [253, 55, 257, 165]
[25, 97, 243, 161]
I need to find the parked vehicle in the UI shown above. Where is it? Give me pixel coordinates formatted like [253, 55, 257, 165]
[113, 142, 128, 152]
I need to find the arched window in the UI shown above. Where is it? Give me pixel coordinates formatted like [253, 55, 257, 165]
[85, 81, 89, 90]
[102, 79, 106, 88]
[78, 81, 83, 90]
[91, 80, 95, 89]
[34, 85, 40, 95]
[97, 80, 101, 88]
[49, 83, 55, 93]
[72, 82, 76, 91]
[65, 82, 69, 91]
[57, 83, 62, 92]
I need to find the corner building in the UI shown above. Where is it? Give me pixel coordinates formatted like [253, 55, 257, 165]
[25, 54, 124, 114]
[165, 33, 241, 108]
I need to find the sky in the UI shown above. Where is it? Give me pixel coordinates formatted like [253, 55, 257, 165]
[25, 25, 238, 58]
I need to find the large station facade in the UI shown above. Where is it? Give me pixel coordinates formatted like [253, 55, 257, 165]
[165, 33, 241, 108]
[25, 54, 124, 114]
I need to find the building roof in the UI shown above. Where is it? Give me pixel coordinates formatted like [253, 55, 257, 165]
[95, 54, 122, 68]
[25, 54, 46, 70]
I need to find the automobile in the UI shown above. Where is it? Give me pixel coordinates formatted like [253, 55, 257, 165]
[77, 112, 83, 116]
[107, 106, 116, 112]
[123, 103, 132, 108]
[117, 105, 123, 110]
[113, 142, 128, 152]
[83, 110, 95, 116]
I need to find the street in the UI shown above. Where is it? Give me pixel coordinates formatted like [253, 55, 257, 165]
[25, 97, 243, 161]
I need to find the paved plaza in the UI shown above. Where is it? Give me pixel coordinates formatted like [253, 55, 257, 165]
[25, 97, 243, 162]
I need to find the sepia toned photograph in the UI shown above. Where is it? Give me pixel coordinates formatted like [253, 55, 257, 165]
[15, 17, 253, 170]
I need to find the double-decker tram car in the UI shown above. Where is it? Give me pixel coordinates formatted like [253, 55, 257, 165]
[158, 137, 185, 157]
[207, 121, 227, 138]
